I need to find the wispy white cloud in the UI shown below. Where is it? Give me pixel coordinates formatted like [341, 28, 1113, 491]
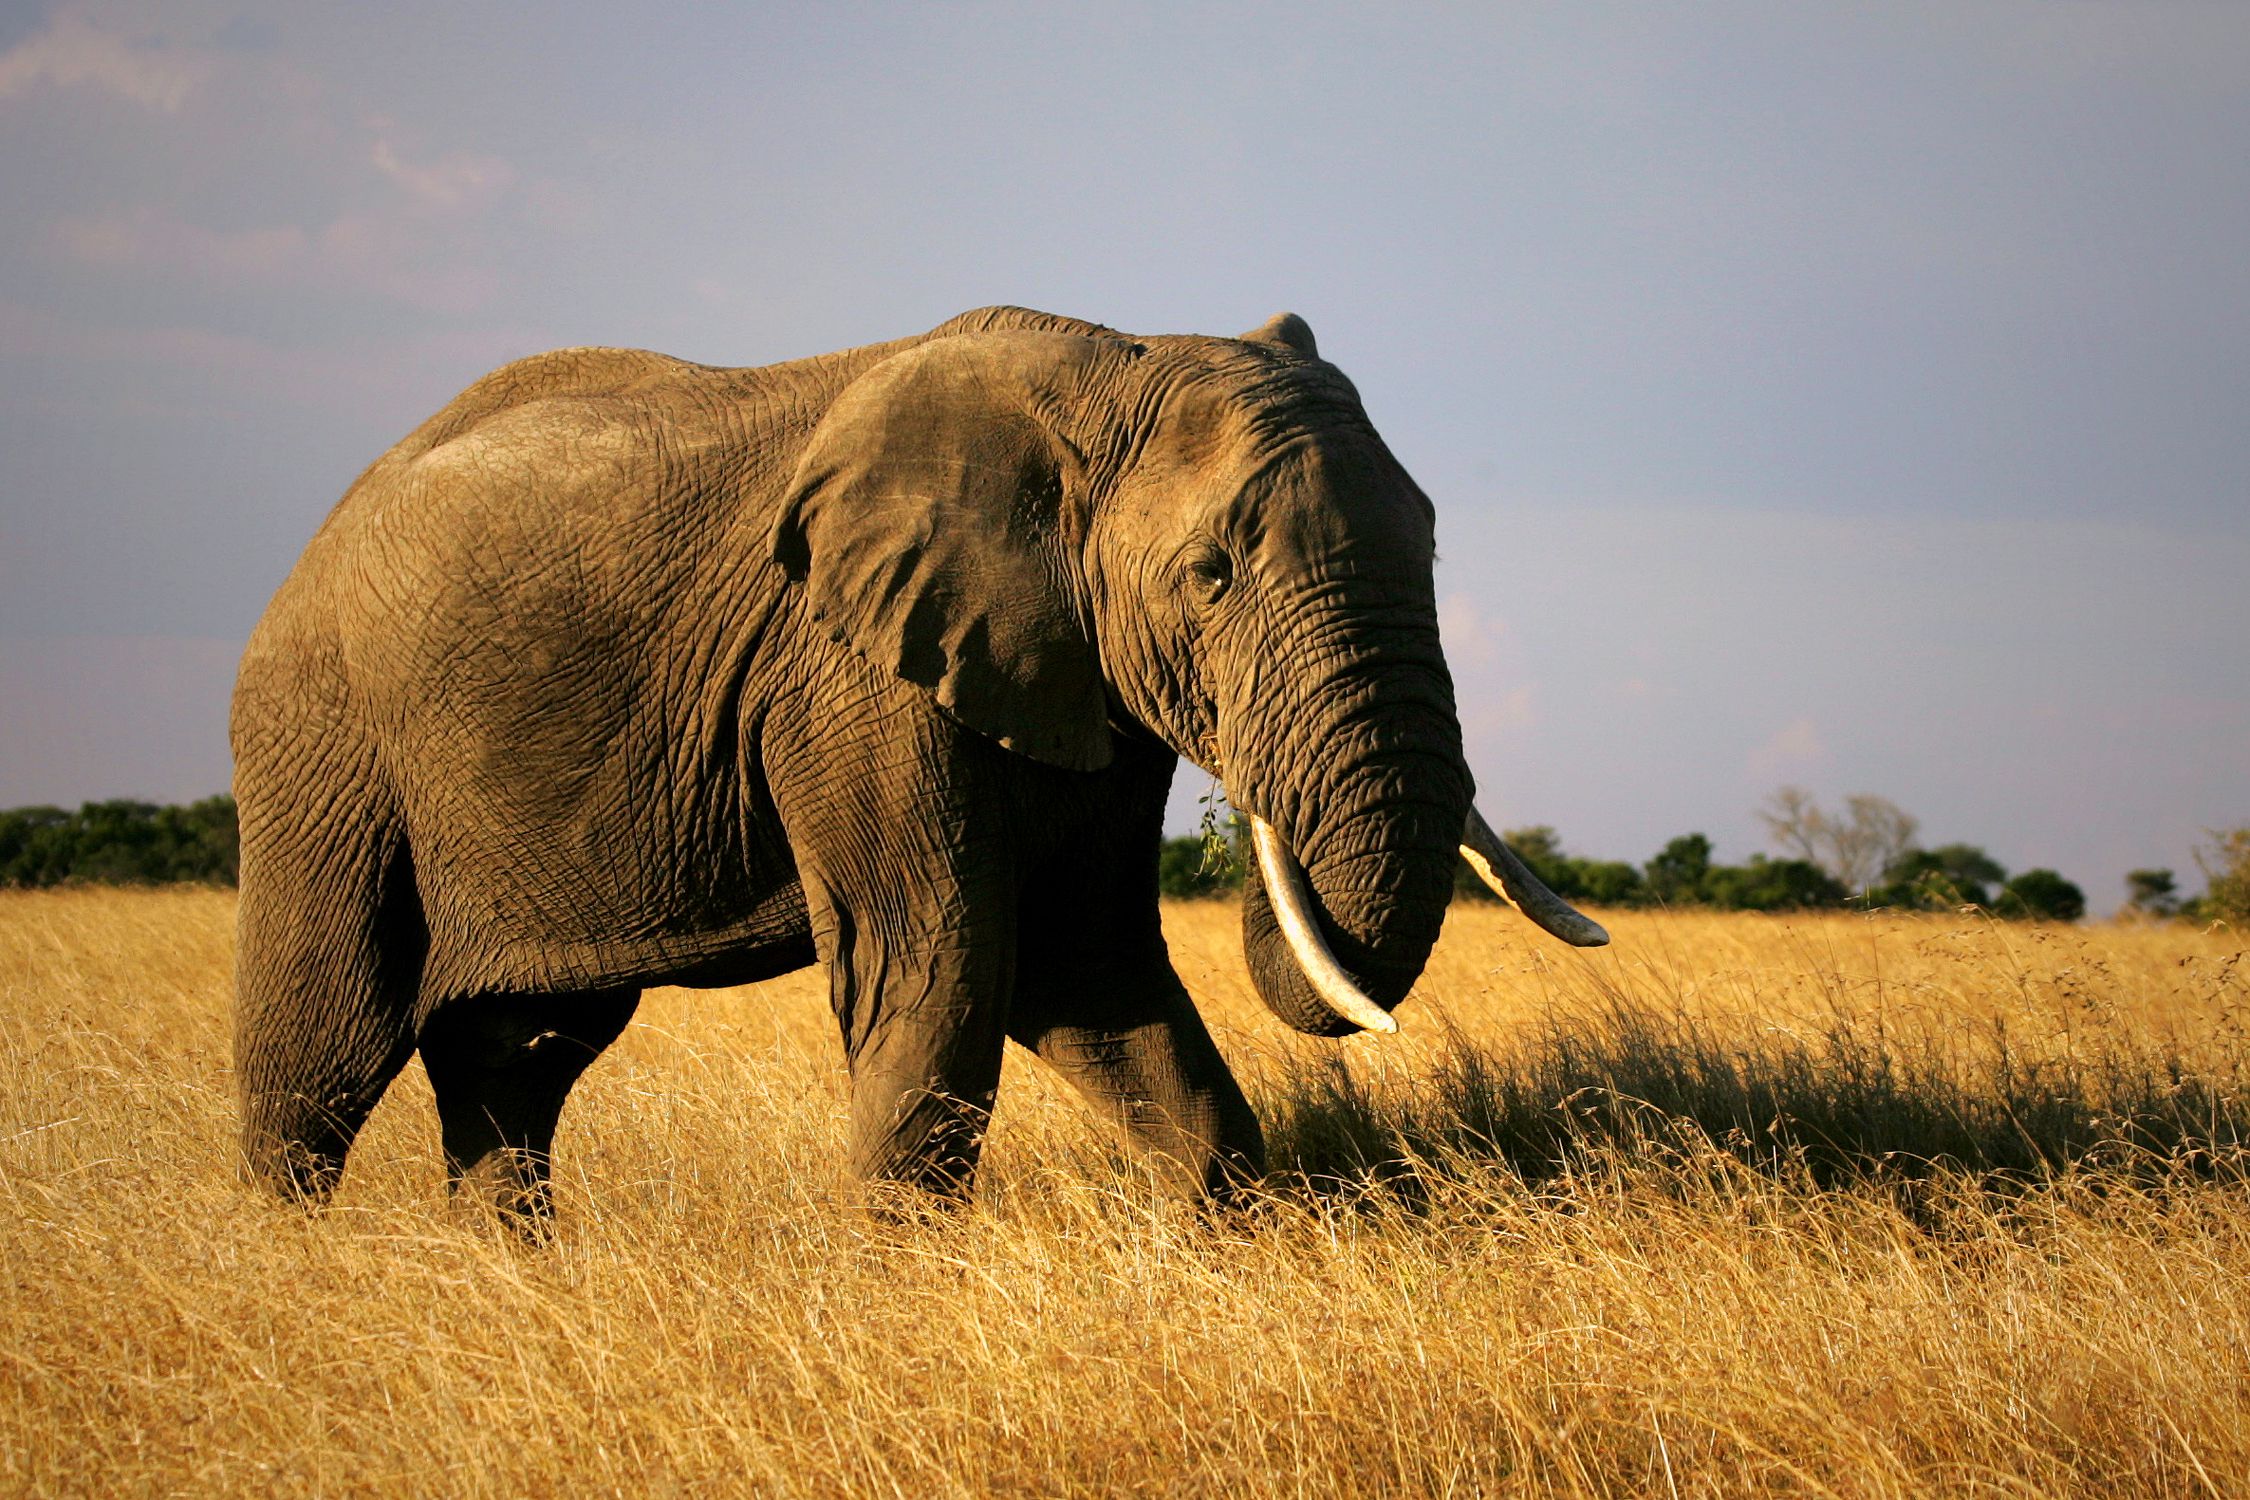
[14, 15, 523, 316]
[369, 134, 514, 213]
[0, 10, 203, 113]
[52, 206, 306, 277]
[47, 183, 512, 315]
[307, 208, 506, 313]
[1748, 717, 1829, 780]
[1440, 593, 1540, 748]
[0, 296, 534, 413]
[1464, 685, 1539, 743]
[1437, 594, 1515, 671]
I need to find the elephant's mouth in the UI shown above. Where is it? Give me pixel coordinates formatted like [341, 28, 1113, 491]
[1249, 808, 1608, 1035]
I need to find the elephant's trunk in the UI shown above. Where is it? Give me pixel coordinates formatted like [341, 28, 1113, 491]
[1248, 816, 1398, 1033]
[1230, 670, 1471, 1037]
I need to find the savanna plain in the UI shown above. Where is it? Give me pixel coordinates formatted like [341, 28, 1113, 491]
[5, 887, 2248, 1498]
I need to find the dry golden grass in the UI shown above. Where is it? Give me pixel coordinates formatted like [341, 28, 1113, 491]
[4, 887, 2247, 1497]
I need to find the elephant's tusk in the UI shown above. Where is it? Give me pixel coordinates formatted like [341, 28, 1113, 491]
[1459, 807, 1611, 947]
[1249, 816, 1401, 1035]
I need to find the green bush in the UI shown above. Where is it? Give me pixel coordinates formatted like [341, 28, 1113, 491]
[1698, 855, 1849, 912]
[1156, 831, 1244, 898]
[1643, 834, 1712, 904]
[1854, 843, 2086, 923]
[1871, 844, 2008, 910]
[1996, 868, 2086, 923]
[1574, 860, 1647, 905]
[2124, 868, 2180, 917]
[0, 797, 238, 887]
[1459, 828, 1852, 914]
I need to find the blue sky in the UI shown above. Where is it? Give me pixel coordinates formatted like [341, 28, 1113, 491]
[2, 1, 2244, 908]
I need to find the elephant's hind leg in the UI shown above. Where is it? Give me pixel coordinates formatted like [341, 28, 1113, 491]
[418, 988, 639, 1229]
[234, 801, 424, 1206]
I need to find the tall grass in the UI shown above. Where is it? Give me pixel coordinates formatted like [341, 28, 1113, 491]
[4, 889, 2247, 1496]
[1266, 993, 2250, 1206]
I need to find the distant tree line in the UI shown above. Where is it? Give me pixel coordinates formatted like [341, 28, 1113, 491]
[3, 791, 2242, 926]
[0, 798, 238, 887]
[1155, 789, 2250, 927]
[1466, 824, 2091, 920]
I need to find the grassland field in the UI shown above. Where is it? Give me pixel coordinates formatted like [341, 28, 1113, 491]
[4, 887, 2247, 1497]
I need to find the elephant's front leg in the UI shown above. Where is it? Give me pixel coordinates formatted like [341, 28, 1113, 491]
[1010, 905, 1265, 1203]
[824, 898, 1014, 1202]
[769, 673, 1027, 1204]
[1008, 984, 1264, 1203]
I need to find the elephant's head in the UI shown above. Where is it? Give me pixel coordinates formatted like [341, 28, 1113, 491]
[775, 307, 1605, 1035]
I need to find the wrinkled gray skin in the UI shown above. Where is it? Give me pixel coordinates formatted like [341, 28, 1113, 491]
[234, 307, 1474, 1222]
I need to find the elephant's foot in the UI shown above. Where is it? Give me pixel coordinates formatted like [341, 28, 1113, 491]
[849, 1083, 998, 1211]
[1007, 989, 1268, 1207]
[446, 1146, 560, 1240]
[239, 1124, 352, 1209]
[240, 1069, 413, 1210]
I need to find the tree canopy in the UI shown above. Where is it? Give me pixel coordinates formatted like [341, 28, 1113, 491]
[0, 798, 238, 887]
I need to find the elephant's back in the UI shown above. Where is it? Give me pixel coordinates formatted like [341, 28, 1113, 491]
[239, 337, 876, 747]
[290, 347, 787, 562]
[290, 351, 785, 618]
[232, 350, 759, 817]
[392, 347, 720, 461]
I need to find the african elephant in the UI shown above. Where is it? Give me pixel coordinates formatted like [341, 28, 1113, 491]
[232, 305, 1604, 1223]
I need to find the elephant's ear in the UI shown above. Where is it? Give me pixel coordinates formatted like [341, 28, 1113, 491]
[772, 331, 1115, 771]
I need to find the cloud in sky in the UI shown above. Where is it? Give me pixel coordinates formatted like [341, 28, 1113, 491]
[46, 128, 519, 307]
[0, 295, 537, 414]
[1436, 595, 1515, 673]
[1438, 596, 1539, 758]
[0, 10, 202, 113]
[52, 206, 307, 277]
[3, 2, 2246, 913]
[368, 135, 514, 214]
[1749, 718, 1829, 781]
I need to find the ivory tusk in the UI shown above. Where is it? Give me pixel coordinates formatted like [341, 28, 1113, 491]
[1459, 807, 1611, 947]
[1249, 815, 1400, 1035]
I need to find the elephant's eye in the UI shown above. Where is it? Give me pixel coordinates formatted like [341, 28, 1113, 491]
[1181, 543, 1233, 607]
